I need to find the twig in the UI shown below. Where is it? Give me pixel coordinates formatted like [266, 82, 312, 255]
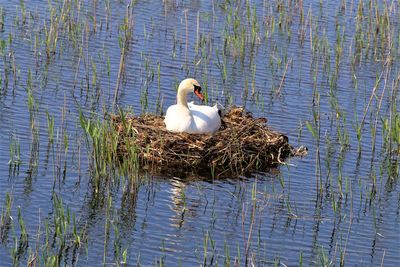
[113, 47, 125, 109]
[276, 58, 292, 96]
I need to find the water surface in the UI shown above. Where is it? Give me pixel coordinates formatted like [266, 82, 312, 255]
[0, 0, 399, 266]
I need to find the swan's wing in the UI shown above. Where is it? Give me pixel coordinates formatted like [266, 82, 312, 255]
[164, 105, 193, 132]
[189, 104, 221, 133]
[189, 102, 220, 112]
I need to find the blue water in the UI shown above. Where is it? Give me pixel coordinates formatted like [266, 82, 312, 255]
[0, 0, 399, 266]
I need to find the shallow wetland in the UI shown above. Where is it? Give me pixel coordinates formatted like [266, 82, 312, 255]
[0, 0, 399, 266]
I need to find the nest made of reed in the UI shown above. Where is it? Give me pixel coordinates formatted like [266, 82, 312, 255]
[111, 107, 306, 177]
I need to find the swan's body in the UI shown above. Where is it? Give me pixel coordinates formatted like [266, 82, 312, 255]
[164, 78, 221, 134]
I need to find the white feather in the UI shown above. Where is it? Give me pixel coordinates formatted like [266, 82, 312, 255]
[164, 79, 221, 134]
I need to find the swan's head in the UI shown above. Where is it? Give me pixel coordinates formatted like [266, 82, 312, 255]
[178, 78, 204, 101]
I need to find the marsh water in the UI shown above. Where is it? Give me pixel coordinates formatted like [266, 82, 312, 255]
[0, 0, 399, 266]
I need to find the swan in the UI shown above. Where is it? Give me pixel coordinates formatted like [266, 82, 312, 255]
[164, 78, 221, 134]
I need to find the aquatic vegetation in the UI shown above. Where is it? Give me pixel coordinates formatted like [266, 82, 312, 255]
[0, 0, 399, 266]
[79, 110, 124, 193]
[0, 192, 12, 244]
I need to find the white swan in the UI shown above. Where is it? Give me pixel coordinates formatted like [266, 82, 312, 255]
[164, 78, 221, 134]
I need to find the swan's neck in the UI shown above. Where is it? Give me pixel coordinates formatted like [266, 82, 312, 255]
[177, 88, 189, 108]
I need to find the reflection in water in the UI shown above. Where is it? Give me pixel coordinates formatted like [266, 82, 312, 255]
[168, 177, 188, 229]
[119, 176, 140, 230]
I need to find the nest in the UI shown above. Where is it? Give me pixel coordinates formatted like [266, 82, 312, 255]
[111, 107, 307, 177]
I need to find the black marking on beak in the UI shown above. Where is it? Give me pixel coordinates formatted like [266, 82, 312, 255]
[193, 84, 201, 93]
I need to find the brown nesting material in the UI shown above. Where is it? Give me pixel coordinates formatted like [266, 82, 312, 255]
[111, 106, 307, 177]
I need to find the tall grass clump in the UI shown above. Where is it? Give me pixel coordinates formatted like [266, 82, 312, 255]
[381, 84, 400, 178]
[79, 108, 139, 193]
[27, 193, 89, 266]
[221, 0, 261, 61]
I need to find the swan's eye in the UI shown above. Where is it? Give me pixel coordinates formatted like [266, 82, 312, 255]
[193, 84, 201, 92]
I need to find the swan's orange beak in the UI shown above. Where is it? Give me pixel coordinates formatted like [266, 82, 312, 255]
[194, 87, 205, 101]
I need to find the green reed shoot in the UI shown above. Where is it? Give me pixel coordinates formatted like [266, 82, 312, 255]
[46, 111, 55, 144]
[8, 135, 22, 168]
[299, 251, 303, 267]
[0, 7, 4, 32]
[17, 207, 28, 246]
[11, 206, 28, 265]
[223, 240, 231, 266]
[44, 4, 57, 58]
[317, 245, 333, 267]
[19, 0, 26, 25]
[0, 192, 13, 243]
[91, 58, 98, 90]
[0, 38, 8, 88]
[202, 230, 217, 266]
